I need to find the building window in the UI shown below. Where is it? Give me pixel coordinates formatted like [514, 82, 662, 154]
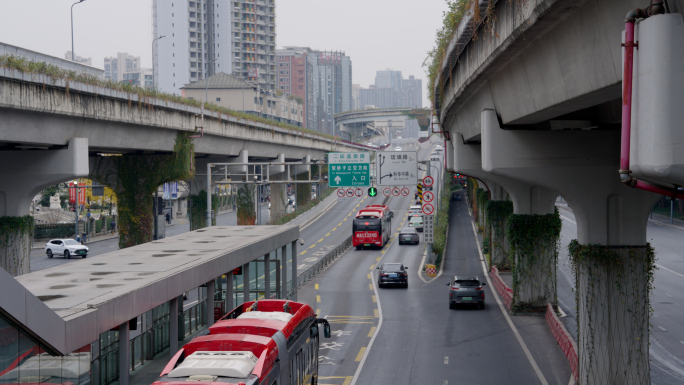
[216, 97, 221, 101]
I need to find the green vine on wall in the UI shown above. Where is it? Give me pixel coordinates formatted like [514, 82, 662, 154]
[476, 188, 489, 233]
[90, 132, 195, 249]
[485, 200, 513, 269]
[568, 240, 655, 383]
[507, 208, 562, 311]
[0, 215, 35, 276]
[236, 184, 256, 225]
[190, 192, 218, 230]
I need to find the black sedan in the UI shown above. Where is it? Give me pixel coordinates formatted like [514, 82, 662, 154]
[377, 263, 409, 288]
[398, 227, 419, 245]
[447, 276, 486, 309]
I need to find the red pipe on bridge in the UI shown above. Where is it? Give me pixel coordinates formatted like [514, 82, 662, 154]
[619, 1, 684, 199]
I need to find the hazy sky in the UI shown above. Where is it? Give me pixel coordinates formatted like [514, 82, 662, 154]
[0, 0, 448, 107]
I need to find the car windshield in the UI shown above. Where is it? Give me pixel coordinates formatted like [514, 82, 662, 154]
[455, 280, 480, 287]
[63, 240, 80, 246]
[383, 264, 403, 272]
[400, 228, 416, 234]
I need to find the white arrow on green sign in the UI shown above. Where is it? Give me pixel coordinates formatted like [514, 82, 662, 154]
[328, 152, 370, 187]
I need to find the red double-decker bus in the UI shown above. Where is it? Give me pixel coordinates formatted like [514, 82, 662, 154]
[353, 205, 393, 249]
[153, 300, 330, 385]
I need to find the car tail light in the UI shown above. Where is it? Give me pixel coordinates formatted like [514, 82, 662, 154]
[475, 287, 483, 291]
[451, 287, 459, 290]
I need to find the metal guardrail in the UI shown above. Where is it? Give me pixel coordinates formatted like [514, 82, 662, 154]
[296, 235, 353, 288]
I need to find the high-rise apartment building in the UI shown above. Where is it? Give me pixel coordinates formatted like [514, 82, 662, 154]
[276, 46, 314, 128]
[276, 48, 352, 133]
[64, 51, 92, 66]
[153, 0, 277, 96]
[104, 52, 141, 83]
[310, 50, 352, 135]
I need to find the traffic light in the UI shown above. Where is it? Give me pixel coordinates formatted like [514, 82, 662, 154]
[368, 187, 378, 197]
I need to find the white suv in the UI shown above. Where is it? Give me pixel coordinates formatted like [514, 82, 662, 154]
[45, 239, 89, 259]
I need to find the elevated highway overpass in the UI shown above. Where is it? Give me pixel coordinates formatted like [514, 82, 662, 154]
[434, 0, 684, 383]
[0, 66, 364, 274]
[334, 108, 421, 141]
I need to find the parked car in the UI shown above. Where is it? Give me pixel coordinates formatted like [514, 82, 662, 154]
[394, 146, 402, 151]
[45, 239, 89, 259]
[398, 227, 419, 245]
[377, 263, 409, 288]
[408, 215, 424, 232]
[447, 276, 486, 309]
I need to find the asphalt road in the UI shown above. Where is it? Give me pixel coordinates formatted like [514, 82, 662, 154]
[557, 207, 684, 384]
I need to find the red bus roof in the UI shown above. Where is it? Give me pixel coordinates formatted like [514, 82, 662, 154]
[217, 299, 316, 339]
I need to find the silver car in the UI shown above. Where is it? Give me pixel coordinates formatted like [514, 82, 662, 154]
[45, 239, 89, 259]
[408, 216, 423, 232]
[398, 227, 419, 245]
[447, 276, 486, 309]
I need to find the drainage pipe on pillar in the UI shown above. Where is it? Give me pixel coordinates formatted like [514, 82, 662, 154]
[619, 1, 683, 199]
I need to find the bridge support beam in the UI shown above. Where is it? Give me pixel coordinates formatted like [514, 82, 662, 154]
[0, 138, 88, 276]
[481, 108, 659, 383]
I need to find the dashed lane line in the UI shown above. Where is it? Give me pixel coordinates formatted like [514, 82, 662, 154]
[368, 284, 373, 290]
[367, 327, 376, 337]
[371, 295, 376, 303]
[315, 284, 319, 290]
[355, 347, 366, 362]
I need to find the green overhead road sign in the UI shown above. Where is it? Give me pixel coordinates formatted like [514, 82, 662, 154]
[328, 152, 371, 187]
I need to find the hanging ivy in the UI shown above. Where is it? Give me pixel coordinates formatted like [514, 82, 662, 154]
[90, 132, 195, 249]
[189, 192, 218, 230]
[236, 184, 256, 225]
[486, 200, 513, 269]
[568, 241, 655, 384]
[507, 208, 562, 312]
[475, 188, 489, 232]
[0, 215, 34, 276]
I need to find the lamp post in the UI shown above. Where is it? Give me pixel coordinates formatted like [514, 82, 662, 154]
[70, 0, 86, 62]
[152, 35, 165, 89]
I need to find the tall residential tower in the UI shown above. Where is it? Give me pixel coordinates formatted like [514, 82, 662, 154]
[153, 0, 277, 96]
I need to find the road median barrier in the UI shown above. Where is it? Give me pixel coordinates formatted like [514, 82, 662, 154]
[545, 303, 579, 382]
[490, 265, 513, 311]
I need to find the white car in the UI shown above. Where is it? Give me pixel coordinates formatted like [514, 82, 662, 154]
[395, 146, 402, 151]
[45, 239, 89, 259]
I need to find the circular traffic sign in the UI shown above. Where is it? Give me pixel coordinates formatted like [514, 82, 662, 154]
[383, 187, 392, 196]
[423, 176, 434, 187]
[392, 187, 400, 197]
[337, 189, 345, 198]
[355, 188, 363, 197]
[422, 203, 434, 215]
[423, 191, 434, 203]
[401, 187, 410, 196]
[346, 188, 354, 197]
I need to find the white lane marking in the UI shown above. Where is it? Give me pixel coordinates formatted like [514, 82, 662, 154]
[680, 341, 684, 345]
[659, 326, 667, 331]
[443, 381, 448, 385]
[472, 221, 484, 261]
[560, 215, 576, 224]
[568, 374, 576, 385]
[666, 293, 672, 297]
[558, 306, 567, 318]
[444, 356, 449, 365]
[471, 218, 550, 385]
[301, 198, 339, 230]
[657, 264, 684, 279]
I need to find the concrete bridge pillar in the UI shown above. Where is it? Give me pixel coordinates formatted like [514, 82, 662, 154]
[0, 138, 88, 276]
[481, 109, 659, 384]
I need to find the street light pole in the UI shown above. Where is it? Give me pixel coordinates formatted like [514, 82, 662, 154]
[152, 35, 165, 89]
[205, 58, 218, 103]
[70, 0, 86, 62]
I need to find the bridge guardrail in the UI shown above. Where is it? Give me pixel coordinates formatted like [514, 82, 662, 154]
[296, 235, 353, 288]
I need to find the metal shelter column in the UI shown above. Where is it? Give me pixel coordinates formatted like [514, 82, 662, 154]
[291, 240, 298, 301]
[118, 320, 130, 385]
[275, 259, 281, 299]
[243, 263, 250, 304]
[206, 279, 215, 326]
[264, 253, 271, 299]
[225, 273, 234, 312]
[280, 245, 287, 299]
[169, 297, 179, 355]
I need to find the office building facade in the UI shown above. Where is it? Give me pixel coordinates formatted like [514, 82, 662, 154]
[153, 0, 276, 96]
[357, 71, 422, 110]
[276, 47, 314, 128]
